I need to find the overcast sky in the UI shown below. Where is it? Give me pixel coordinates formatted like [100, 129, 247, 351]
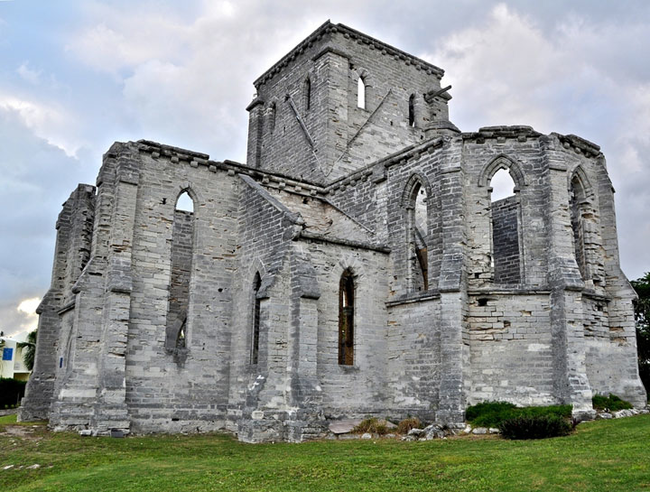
[1, 0, 649, 338]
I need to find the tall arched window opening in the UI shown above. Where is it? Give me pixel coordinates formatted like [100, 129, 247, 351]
[490, 169, 521, 284]
[166, 190, 195, 351]
[570, 176, 588, 280]
[408, 94, 416, 127]
[406, 180, 428, 292]
[338, 269, 355, 366]
[251, 272, 261, 364]
[305, 77, 312, 111]
[357, 77, 366, 109]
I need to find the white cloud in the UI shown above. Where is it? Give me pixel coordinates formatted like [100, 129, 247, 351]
[0, 96, 81, 156]
[16, 62, 41, 85]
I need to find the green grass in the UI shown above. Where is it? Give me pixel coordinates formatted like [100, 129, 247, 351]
[2, 415, 650, 491]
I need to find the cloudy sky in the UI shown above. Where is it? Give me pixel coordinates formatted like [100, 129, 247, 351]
[1, 0, 649, 338]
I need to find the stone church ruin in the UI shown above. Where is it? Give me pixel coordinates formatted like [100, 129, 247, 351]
[19, 21, 646, 442]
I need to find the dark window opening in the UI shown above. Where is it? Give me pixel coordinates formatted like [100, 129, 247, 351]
[338, 269, 355, 366]
[305, 78, 311, 110]
[251, 272, 261, 364]
[478, 298, 489, 307]
[408, 94, 416, 127]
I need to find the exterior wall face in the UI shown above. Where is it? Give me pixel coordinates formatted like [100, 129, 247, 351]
[491, 197, 521, 284]
[124, 148, 238, 433]
[467, 294, 554, 405]
[22, 23, 646, 440]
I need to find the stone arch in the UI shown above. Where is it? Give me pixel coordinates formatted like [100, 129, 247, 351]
[478, 156, 525, 285]
[351, 66, 375, 109]
[336, 254, 364, 281]
[401, 173, 431, 292]
[568, 165, 594, 198]
[165, 183, 200, 355]
[174, 183, 203, 214]
[478, 155, 528, 190]
[400, 172, 433, 208]
[568, 165, 598, 282]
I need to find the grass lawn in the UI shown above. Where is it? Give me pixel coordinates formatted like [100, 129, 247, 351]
[1, 413, 650, 491]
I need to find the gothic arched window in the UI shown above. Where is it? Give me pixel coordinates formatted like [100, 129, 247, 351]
[408, 94, 416, 127]
[357, 77, 366, 109]
[251, 272, 261, 364]
[404, 178, 429, 292]
[338, 269, 355, 366]
[166, 190, 195, 351]
[305, 77, 312, 111]
[570, 175, 588, 280]
[489, 168, 521, 284]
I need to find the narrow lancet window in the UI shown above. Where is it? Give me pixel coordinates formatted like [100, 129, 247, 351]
[490, 169, 521, 284]
[570, 176, 587, 279]
[251, 272, 261, 364]
[357, 77, 366, 109]
[408, 94, 416, 127]
[166, 190, 195, 351]
[406, 179, 429, 292]
[338, 269, 355, 366]
[305, 78, 311, 110]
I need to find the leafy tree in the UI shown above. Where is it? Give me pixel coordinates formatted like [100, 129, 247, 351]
[17, 329, 37, 372]
[631, 273, 650, 393]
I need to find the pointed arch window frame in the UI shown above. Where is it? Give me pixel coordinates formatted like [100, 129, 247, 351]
[401, 174, 431, 293]
[338, 268, 355, 366]
[478, 156, 528, 285]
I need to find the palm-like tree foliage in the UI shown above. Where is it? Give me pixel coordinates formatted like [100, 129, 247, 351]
[17, 329, 37, 371]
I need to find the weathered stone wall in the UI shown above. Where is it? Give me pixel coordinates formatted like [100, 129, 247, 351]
[19, 184, 96, 423]
[467, 293, 554, 405]
[22, 22, 646, 441]
[123, 144, 239, 434]
[491, 196, 521, 284]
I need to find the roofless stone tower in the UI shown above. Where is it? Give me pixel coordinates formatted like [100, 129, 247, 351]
[20, 21, 646, 442]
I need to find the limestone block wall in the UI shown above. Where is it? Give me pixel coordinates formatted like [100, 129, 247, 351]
[467, 293, 555, 405]
[123, 143, 239, 433]
[308, 242, 390, 418]
[386, 298, 441, 421]
[491, 196, 521, 284]
[462, 128, 549, 290]
[227, 175, 299, 438]
[20, 184, 96, 421]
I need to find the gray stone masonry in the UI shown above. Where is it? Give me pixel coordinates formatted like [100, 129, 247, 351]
[20, 21, 646, 441]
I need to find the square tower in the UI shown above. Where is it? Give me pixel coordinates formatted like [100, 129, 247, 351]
[246, 21, 456, 185]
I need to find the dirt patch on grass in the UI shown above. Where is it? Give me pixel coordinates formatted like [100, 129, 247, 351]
[1, 424, 46, 441]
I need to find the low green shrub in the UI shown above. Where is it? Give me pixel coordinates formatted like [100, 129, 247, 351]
[0, 378, 27, 408]
[465, 401, 517, 428]
[466, 401, 573, 428]
[498, 415, 573, 440]
[353, 417, 389, 435]
[592, 394, 633, 412]
[396, 417, 422, 434]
